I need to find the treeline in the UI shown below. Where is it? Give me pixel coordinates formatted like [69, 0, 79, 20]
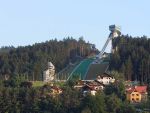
[110, 35, 150, 83]
[0, 77, 137, 113]
[0, 37, 96, 80]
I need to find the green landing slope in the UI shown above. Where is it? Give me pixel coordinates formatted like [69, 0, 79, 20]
[68, 58, 95, 80]
[56, 61, 80, 80]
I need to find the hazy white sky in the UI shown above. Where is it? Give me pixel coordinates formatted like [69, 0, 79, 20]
[0, 0, 150, 52]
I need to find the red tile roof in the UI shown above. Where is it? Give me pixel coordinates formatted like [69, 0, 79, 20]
[134, 86, 147, 93]
[126, 86, 147, 94]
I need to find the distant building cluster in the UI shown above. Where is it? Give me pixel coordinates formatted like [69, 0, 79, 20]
[74, 74, 148, 104]
[74, 73, 115, 96]
[42, 62, 148, 104]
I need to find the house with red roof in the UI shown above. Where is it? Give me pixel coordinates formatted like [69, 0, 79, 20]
[82, 80, 105, 96]
[96, 73, 115, 85]
[126, 85, 148, 103]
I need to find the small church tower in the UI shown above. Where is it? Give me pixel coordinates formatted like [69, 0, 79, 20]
[43, 62, 55, 82]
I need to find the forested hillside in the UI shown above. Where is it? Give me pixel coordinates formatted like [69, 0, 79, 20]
[0, 37, 96, 80]
[110, 35, 150, 83]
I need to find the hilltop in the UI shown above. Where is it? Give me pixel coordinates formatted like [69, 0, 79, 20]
[0, 37, 97, 80]
[0, 34, 149, 84]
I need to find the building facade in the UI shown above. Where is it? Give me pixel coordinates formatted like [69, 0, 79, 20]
[96, 73, 115, 85]
[126, 86, 147, 103]
[43, 62, 55, 82]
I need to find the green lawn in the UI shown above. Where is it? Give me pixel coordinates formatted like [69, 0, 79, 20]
[32, 81, 65, 87]
[32, 81, 45, 87]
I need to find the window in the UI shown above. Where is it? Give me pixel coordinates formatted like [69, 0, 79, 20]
[95, 87, 98, 90]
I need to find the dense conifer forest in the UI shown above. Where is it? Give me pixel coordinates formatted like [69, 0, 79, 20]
[0, 76, 138, 113]
[0, 35, 149, 83]
[0, 35, 150, 113]
[0, 37, 96, 80]
[111, 35, 150, 83]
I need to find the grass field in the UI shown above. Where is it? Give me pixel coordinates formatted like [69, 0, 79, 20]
[32, 81, 46, 87]
[32, 81, 66, 87]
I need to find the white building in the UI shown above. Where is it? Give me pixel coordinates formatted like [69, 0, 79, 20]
[43, 62, 55, 82]
[96, 73, 115, 85]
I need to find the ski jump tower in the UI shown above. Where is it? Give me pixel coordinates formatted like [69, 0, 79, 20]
[84, 25, 121, 80]
[95, 25, 121, 63]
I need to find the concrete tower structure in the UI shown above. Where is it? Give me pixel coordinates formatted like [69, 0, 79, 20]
[109, 25, 121, 53]
[95, 25, 121, 61]
[109, 25, 121, 38]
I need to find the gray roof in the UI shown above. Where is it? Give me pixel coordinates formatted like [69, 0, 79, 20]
[85, 63, 109, 80]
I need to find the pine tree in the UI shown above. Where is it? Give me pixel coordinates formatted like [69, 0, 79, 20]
[125, 57, 133, 80]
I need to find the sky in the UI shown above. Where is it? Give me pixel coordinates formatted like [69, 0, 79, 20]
[0, 0, 150, 52]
